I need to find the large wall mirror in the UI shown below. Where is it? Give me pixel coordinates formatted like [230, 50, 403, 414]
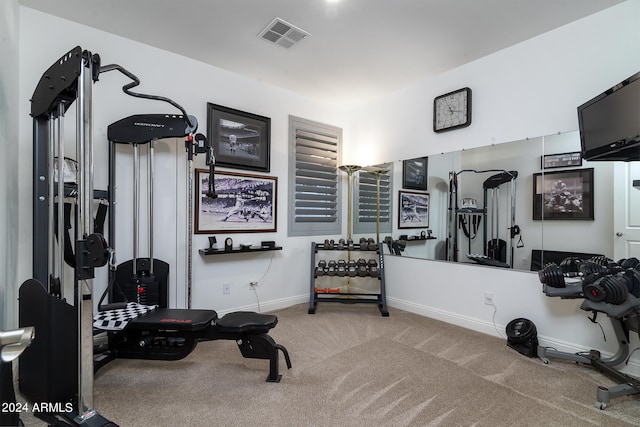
[375, 130, 618, 273]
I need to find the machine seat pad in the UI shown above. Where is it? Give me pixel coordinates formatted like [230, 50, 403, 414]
[128, 308, 218, 332]
[216, 311, 278, 334]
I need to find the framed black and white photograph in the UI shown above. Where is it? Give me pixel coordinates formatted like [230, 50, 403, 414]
[533, 168, 594, 220]
[541, 151, 582, 169]
[195, 169, 277, 233]
[207, 103, 271, 172]
[398, 190, 430, 229]
[403, 157, 428, 190]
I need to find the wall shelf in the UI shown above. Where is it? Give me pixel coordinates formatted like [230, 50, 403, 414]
[199, 246, 282, 256]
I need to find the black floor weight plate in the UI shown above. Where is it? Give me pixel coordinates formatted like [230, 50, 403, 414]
[506, 318, 536, 343]
[506, 318, 538, 358]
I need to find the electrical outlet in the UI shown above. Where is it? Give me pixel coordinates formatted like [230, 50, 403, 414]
[484, 292, 494, 305]
[223, 282, 231, 295]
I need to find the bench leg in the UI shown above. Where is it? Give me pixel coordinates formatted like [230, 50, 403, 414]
[236, 334, 292, 382]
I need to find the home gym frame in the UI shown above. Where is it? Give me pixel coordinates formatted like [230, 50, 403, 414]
[447, 169, 519, 268]
[19, 46, 290, 427]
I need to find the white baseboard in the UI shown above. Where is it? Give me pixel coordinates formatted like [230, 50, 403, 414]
[215, 294, 309, 317]
[387, 296, 504, 338]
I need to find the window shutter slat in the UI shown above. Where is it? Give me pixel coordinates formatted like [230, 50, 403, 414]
[288, 116, 342, 236]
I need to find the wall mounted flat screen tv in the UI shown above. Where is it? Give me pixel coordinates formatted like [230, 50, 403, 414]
[577, 72, 640, 162]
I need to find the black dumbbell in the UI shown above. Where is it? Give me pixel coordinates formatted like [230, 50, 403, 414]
[316, 260, 327, 276]
[337, 259, 347, 277]
[357, 259, 368, 276]
[368, 259, 378, 277]
[347, 260, 357, 277]
[367, 238, 377, 251]
[327, 260, 337, 276]
[537, 263, 565, 288]
[359, 237, 368, 250]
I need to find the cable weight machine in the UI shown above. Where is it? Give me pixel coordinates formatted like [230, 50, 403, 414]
[448, 169, 520, 268]
[19, 46, 211, 426]
[107, 114, 198, 309]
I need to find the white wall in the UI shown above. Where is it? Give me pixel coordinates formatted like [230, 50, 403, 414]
[350, 0, 640, 373]
[0, 0, 20, 330]
[18, 8, 349, 315]
[347, 1, 640, 164]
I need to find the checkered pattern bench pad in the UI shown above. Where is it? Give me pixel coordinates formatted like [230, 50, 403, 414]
[93, 302, 157, 331]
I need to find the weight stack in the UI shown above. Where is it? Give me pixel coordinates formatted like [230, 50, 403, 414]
[505, 318, 538, 358]
[112, 258, 169, 308]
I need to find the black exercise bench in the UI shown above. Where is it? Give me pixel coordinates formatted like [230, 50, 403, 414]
[97, 306, 292, 382]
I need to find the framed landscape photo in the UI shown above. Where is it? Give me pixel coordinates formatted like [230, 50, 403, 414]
[403, 157, 428, 190]
[207, 103, 271, 172]
[541, 151, 582, 169]
[195, 169, 277, 233]
[532, 168, 594, 220]
[398, 190, 430, 229]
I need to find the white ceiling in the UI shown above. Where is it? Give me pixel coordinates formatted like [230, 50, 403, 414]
[20, 0, 624, 107]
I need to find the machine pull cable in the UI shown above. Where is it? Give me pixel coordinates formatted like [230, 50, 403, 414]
[99, 63, 196, 129]
[588, 311, 607, 342]
[97, 248, 128, 312]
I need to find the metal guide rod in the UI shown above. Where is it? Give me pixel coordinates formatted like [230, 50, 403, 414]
[495, 187, 500, 244]
[75, 55, 95, 420]
[149, 140, 154, 274]
[186, 151, 193, 309]
[57, 103, 65, 295]
[133, 144, 139, 275]
[47, 116, 55, 289]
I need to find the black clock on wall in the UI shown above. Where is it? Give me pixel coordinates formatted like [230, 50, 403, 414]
[433, 87, 472, 133]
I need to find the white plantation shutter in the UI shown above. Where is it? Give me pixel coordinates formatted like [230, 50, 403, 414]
[288, 116, 342, 236]
[354, 164, 393, 234]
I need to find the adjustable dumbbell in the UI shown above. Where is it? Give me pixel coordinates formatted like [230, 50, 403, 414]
[580, 260, 608, 278]
[560, 257, 583, 278]
[537, 263, 565, 288]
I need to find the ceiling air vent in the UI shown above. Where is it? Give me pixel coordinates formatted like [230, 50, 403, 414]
[258, 18, 310, 49]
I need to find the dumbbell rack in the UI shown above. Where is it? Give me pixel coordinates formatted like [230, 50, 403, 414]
[308, 241, 389, 316]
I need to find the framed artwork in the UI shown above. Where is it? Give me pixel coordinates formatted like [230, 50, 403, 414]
[541, 152, 582, 169]
[533, 168, 594, 220]
[194, 169, 277, 233]
[398, 190, 430, 229]
[403, 157, 428, 190]
[206, 103, 271, 172]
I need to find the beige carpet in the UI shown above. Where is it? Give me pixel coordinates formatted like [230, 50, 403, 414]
[18, 303, 640, 426]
